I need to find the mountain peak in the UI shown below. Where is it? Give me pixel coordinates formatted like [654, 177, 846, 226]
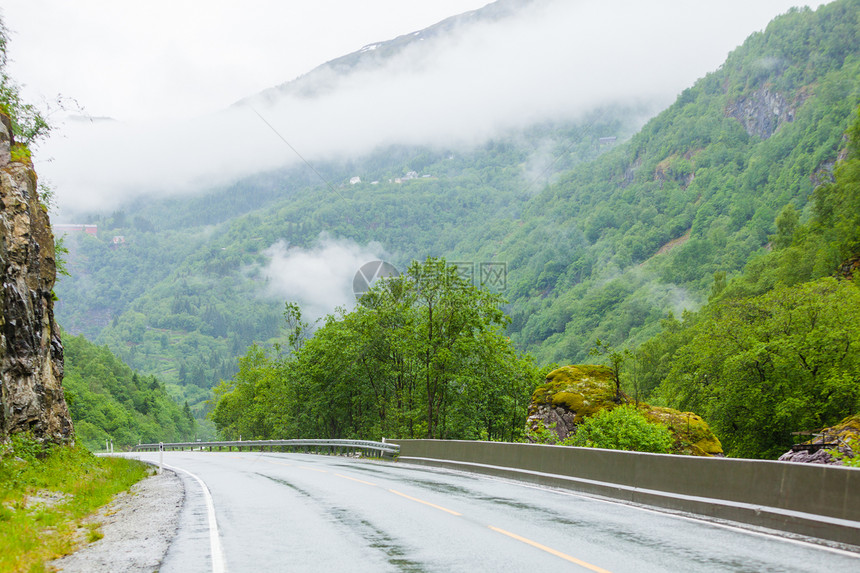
[238, 0, 538, 105]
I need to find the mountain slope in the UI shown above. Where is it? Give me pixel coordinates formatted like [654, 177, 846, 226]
[641, 104, 860, 458]
[62, 333, 197, 450]
[496, 0, 860, 362]
[244, 0, 535, 103]
[53, 0, 860, 420]
[55, 110, 636, 415]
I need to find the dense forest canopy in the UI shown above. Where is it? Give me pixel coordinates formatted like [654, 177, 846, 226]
[642, 105, 860, 458]
[62, 333, 196, 450]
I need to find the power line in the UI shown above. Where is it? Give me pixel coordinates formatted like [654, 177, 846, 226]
[250, 107, 372, 228]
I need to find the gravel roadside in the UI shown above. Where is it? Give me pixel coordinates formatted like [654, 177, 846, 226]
[49, 468, 184, 573]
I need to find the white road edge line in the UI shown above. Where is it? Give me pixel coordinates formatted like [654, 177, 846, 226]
[165, 463, 227, 573]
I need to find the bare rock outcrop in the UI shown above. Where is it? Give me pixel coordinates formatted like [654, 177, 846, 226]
[0, 112, 73, 444]
[725, 87, 799, 140]
[836, 254, 860, 281]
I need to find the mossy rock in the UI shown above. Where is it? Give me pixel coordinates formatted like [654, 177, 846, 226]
[528, 365, 723, 456]
[640, 405, 723, 456]
[10, 143, 32, 166]
[531, 365, 621, 424]
[829, 414, 860, 441]
[797, 414, 860, 446]
[780, 414, 860, 464]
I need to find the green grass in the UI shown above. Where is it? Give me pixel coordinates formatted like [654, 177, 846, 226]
[0, 435, 149, 572]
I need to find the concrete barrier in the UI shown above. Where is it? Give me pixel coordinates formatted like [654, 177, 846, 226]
[392, 439, 860, 546]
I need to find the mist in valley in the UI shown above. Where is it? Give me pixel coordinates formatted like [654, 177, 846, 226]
[34, 0, 805, 217]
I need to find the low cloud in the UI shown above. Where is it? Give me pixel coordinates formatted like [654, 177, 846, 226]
[258, 234, 387, 321]
[37, 0, 803, 218]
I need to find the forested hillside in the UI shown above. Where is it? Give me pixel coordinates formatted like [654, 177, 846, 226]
[640, 106, 860, 459]
[495, 1, 860, 363]
[55, 111, 639, 415]
[53, 0, 860, 446]
[62, 333, 197, 450]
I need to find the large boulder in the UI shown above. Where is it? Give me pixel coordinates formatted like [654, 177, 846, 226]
[0, 112, 73, 444]
[639, 405, 723, 456]
[527, 365, 722, 456]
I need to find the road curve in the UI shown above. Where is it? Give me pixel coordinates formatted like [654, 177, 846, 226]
[132, 451, 859, 573]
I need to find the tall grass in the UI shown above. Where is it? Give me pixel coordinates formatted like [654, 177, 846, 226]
[0, 435, 149, 572]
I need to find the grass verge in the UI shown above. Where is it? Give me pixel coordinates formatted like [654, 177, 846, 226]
[0, 434, 149, 573]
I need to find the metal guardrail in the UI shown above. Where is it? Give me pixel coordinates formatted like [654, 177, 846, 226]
[132, 438, 399, 458]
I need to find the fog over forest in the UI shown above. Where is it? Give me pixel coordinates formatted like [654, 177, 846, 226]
[34, 0, 804, 217]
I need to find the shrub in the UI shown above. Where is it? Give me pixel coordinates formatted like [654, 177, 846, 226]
[569, 405, 674, 453]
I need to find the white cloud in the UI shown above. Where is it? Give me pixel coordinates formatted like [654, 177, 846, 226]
[32, 0, 808, 219]
[3, 0, 490, 122]
[258, 235, 388, 320]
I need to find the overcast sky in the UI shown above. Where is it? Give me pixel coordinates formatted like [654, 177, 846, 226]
[2, 0, 815, 218]
[2, 0, 491, 121]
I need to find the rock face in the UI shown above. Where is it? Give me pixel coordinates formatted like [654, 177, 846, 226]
[778, 415, 860, 465]
[0, 113, 73, 444]
[837, 255, 860, 281]
[725, 87, 798, 140]
[527, 365, 723, 456]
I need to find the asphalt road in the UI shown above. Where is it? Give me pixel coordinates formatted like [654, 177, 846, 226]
[133, 451, 860, 572]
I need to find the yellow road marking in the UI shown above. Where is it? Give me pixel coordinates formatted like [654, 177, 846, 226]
[335, 473, 377, 486]
[389, 489, 462, 516]
[299, 466, 328, 473]
[488, 526, 612, 573]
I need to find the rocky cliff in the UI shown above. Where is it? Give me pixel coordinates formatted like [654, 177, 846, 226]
[0, 113, 73, 444]
[725, 87, 800, 140]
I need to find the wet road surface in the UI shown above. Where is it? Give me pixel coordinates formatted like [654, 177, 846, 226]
[134, 451, 860, 572]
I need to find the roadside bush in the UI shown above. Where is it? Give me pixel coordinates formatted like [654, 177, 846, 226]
[569, 405, 674, 453]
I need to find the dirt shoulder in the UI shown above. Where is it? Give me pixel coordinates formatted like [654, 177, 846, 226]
[49, 468, 184, 572]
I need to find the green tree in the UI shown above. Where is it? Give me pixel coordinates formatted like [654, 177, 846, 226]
[771, 204, 800, 250]
[210, 258, 539, 442]
[404, 258, 511, 438]
[0, 16, 50, 145]
[209, 344, 281, 440]
[658, 278, 860, 458]
[589, 338, 626, 401]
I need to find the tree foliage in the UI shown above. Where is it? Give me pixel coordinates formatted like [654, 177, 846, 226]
[62, 333, 196, 450]
[646, 104, 860, 458]
[211, 258, 540, 441]
[0, 16, 50, 145]
[656, 279, 860, 458]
